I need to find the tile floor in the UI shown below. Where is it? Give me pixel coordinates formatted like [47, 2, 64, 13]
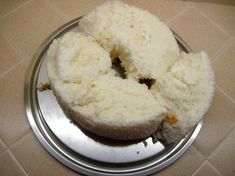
[0, 0, 235, 175]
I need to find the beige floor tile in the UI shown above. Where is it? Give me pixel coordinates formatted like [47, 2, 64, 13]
[194, 90, 235, 156]
[0, 0, 64, 58]
[0, 150, 27, 176]
[49, 0, 105, 20]
[153, 146, 204, 176]
[0, 0, 28, 18]
[0, 35, 21, 76]
[0, 61, 30, 146]
[193, 161, 221, 176]
[212, 41, 235, 102]
[0, 138, 7, 155]
[124, 0, 189, 23]
[50, 0, 189, 23]
[169, 8, 231, 59]
[11, 132, 80, 176]
[209, 127, 235, 176]
[195, 2, 235, 37]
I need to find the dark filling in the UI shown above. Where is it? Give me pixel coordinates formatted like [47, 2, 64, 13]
[110, 48, 155, 89]
[139, 78, 155, 89]
[111, 57, 126, 79]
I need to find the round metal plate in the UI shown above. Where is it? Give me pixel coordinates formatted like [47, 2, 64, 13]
[25, 17, 202, 176]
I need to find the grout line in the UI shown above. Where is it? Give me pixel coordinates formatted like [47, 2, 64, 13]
[216, 85, 235, 106]
[9, 130, 31, 149]
[0, 30, 33, 79]
[0, 149, 7, 158]
[54, 8, 69, 22]
[8, 150, 29, 176]
[0, 56, 29, 79]
[167, 6, 194, 24]
[212, 38, 235, 62]
[2, 35, 25, 60]
[0, 0, 32, 20]
[211, 38, 235, 61]
[191, 160, 206, 176]
[191, 160, 223, 176]
[54, 6, 69, 22]
[208, 119, 235, 160]
[193, 6, 232, 38]
[206, 87, 235, 161]
[0, 137, 7, 149]
[0, 138, 8, 156]
[188, 145, 206, 175]
[45, 0, 69, 22]
[207, 160, 223, 176]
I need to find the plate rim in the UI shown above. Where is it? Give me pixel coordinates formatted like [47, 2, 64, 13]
[24, 17, 203, 176]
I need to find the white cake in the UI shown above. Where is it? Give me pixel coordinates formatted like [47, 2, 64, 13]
[79, 0, 179, 80]
[151, 52, 214, 142]
[47, 1, 215, 142]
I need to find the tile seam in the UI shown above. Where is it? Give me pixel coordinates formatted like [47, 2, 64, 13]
[0, 137, 7, 149]
[167, 6, 194, 24]
[0, 0, 32, 20]
[212, 38, 235, 63]
[191, 160, 223, 176]
[193, 6, 232, 38]
[191, 160, 206, 176]
[188, 146, 206, 176]
[0, 149, 7, 159]
[0, 138, 8, 156]
[193, 86, 235, 164]
[8, 149, 29, 176]
[211, 38, 235, 61]
[208, 117, 235, 160]
[45, 0, 68, 22]
[9, 130, 31, 149]
[0, 56, 29, 79]
[53, 7, 69, 22]
[215, 84, 235, 106]
[0, 0, 66, 64]
[207, 160, 223, 176]
[0, 34, 28, 78]
[202, 85, 235, 161]
[2, 35, 25, 60]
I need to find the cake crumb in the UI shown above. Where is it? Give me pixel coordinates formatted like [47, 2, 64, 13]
[143, 141, 148, 147]
[165, 114, 178, 124]
[37, 82, 51, 91]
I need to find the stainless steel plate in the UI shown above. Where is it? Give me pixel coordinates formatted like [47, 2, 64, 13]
[25, 17, 202, 176]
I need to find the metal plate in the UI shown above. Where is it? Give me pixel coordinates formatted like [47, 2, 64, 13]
[25, 17, 203, 176]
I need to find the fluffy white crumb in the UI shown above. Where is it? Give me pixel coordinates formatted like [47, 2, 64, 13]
[46, 0, 215, 141]
[155, 51, 215, 143]
[47, 32, 166, 127]
[79, 0, 179, 80]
